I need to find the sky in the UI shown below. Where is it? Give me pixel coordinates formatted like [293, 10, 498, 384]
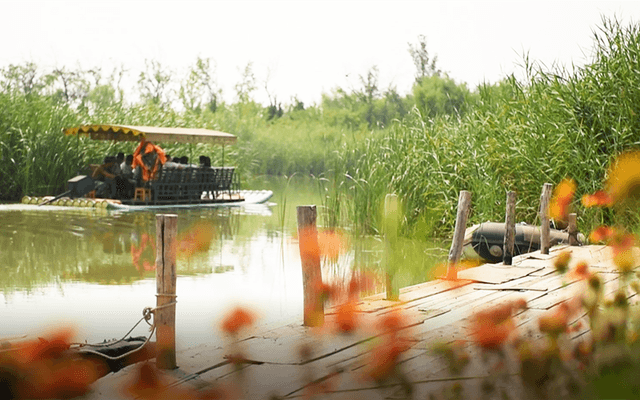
[1, 0, 639, 106]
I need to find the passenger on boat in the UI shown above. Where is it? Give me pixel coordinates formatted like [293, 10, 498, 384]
[199, 156, 211, 168]
[163, 154, 183, 169]
[121, 155, 134, 179]
[114, 152, 125, 176]
[92, 156, 117, 198]
[132, 139, 167, 182]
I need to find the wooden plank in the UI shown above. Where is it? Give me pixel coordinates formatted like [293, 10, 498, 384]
[456, 264, 543, 284]
[365, 278, 473, 303]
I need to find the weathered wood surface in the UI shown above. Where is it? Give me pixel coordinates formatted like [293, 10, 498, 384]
[539, 183, 553, 254]
[447, 190, 471, 279]
[503, 190, 516, 265]
[297, 205, 324, 327]
[155, 214, 178, 370]
[83, 244, 637, 399]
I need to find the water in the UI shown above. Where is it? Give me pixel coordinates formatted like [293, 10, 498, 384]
[0, 176, 447, 349]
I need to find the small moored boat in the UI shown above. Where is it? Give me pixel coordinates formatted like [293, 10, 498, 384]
[462, 222, 584, 263]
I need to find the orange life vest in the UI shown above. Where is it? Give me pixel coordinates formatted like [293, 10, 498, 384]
[132, 140, 167, 181]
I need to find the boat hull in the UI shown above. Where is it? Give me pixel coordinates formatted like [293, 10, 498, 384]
[463, 222, 577, 263]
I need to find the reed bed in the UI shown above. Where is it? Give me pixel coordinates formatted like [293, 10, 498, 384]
[2, 17, 638, 240]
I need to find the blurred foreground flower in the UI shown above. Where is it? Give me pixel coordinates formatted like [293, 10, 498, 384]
[554, 250, 572, 274]
[470, 299, 527, 350]
[589, 225, 615, 243]
[0, 328, 102, 400]
[609, 230, 636, 273]
[177, 222, 215, 259]
[549, 178, 576, 221]
[581, 190, 613, 208]
[538, 297, 582, 337]
[605, 150, 640, 204]
[221, 306, 256, 336]
[334, 300, 360, 334]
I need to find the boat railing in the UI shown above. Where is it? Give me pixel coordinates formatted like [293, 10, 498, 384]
[146, 166, 236, 204]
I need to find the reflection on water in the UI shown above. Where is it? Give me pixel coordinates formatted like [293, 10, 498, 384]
[0, 208, 243, 290]
[0, 176, 447, 347]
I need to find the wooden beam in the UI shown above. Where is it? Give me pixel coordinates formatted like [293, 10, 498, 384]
[503, 191, 516, 265]
[156, 214, 178, 370]
[447, 191, 471, 279]
[539, 183, 553, 254]
[568, 213, 579, 246]
[297, 206, 324, 327]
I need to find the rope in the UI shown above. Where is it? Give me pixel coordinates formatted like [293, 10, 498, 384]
[1, 299, 178, 360]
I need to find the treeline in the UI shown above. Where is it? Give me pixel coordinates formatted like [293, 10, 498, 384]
[0, 35, 472, 201]
[2, 17, 639, 239]
[322, 17, 640, 238]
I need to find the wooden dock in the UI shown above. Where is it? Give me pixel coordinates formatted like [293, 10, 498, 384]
[81, 243, 635, 400]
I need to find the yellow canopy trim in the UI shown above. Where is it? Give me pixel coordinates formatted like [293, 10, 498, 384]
[64, 124, 237, 145]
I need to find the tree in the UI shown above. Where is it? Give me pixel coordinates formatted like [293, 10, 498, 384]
[138, 59, 171, 105]
[0, 62, 44, 96]
[408, 34, 440, 83]
[412, 74, 470, 118]
[179, 57, 221, 113]
[234, 62, 257, 103]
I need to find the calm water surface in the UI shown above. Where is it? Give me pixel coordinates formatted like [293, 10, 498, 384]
[0, 176, 446, 348]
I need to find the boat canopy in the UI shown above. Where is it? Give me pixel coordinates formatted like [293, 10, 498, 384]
[64, 124, 237, 145]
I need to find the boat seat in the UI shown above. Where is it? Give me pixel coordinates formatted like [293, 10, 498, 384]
[134, 187, 151, 202]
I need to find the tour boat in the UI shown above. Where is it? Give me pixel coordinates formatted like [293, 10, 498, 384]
[30, 125, 273, 211]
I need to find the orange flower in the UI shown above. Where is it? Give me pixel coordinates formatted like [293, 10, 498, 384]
[1, 328, 103, 400]
[471, 317, 515, 350]
[549, 178, 576, 221]
[221, 306, 256, 335]
[589, 225, 615, 243]
[334, 301, 360, 334]
[568, 261, 590, 280]
[298, 226, 321, 260]
[538, 304, 570, 336]
[538, 298, 582, 337]
[122, 362, 198, 400]
[317, 229, 348, 261]
[470, 300, 525, 350]
[609, 231, 636, 273]
[605, 150, 640, 204]
[378, 308, 408, 335]
[581, 190, 613, 207]
[362, 337, 412, 382]
[553, 250, 572, 274]
[177, 222, 215, 258]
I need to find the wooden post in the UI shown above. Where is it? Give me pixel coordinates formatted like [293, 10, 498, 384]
[155, 214, 178, 370]
[297, 206, 324, 327]
[384, 194, 400, 301]
[503, 191, 516, 265]
[568, 213, 578, 246]
[539, 183, 553, 255]
[447, 191, 471, 279]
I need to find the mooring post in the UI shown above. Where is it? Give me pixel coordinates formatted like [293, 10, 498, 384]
[539, 183, 553, 255]
[568, 213, 579, 246]
[297, 205, 324, 327]
[384, 194, 400, 301]
[447, 191, 471, 279]
[155, 214, 178, 370]
[503, 191, 516, 265]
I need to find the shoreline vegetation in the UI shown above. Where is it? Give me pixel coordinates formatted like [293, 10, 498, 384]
[2, 17, 639, 238]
